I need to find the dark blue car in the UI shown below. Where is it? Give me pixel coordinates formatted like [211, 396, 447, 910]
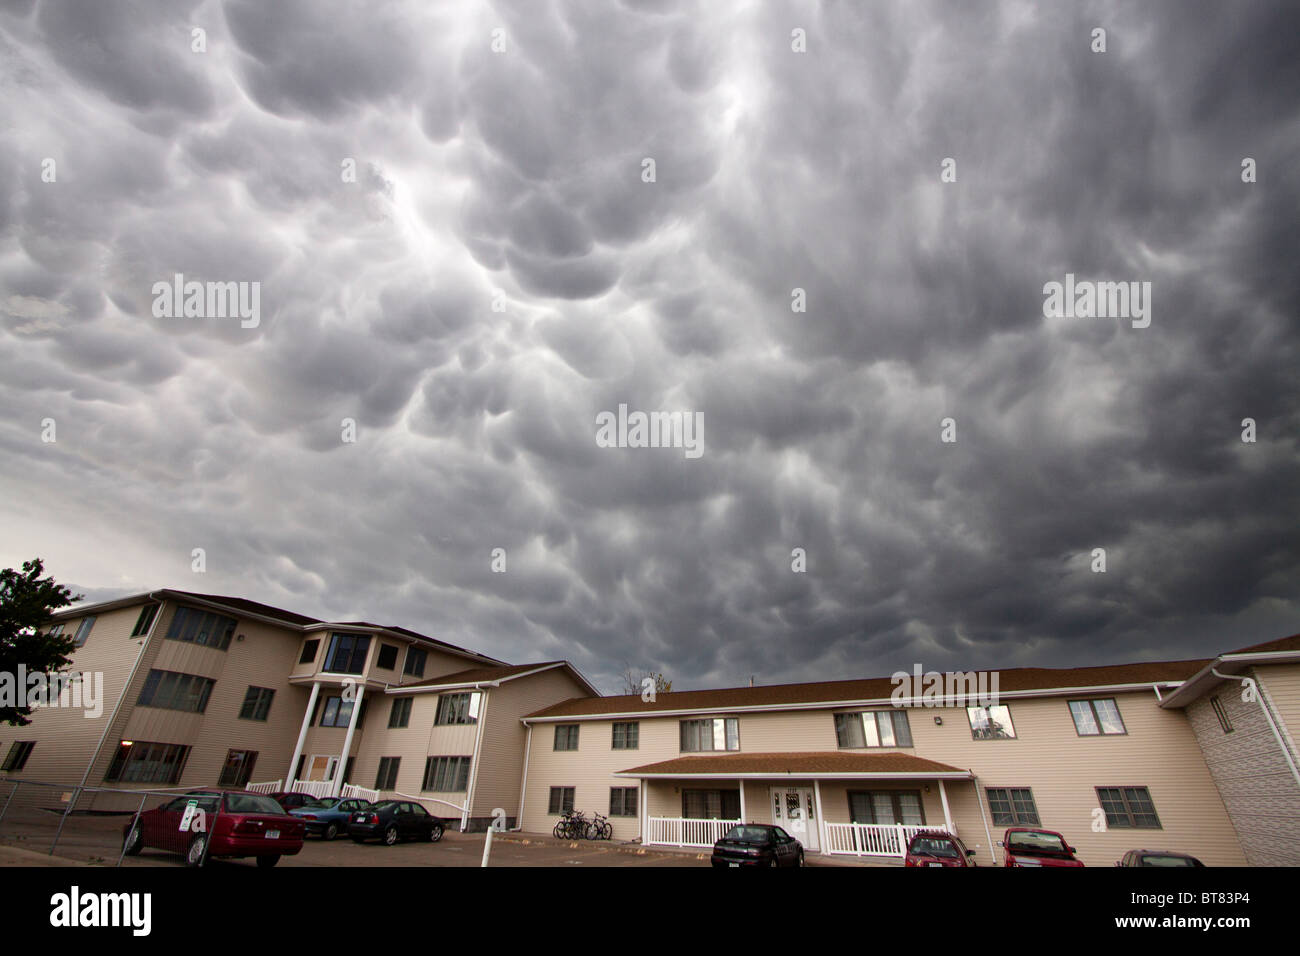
[289, 797, 374, 840]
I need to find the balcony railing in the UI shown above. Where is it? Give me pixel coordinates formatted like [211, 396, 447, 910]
[825, 822, 949, 857]
[646, 816, 741, 848]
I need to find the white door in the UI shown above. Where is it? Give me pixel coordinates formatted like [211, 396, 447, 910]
[770, 787, 819, 851]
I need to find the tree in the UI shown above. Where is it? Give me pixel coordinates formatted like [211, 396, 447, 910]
[618, 662, 672, 697]
[0, 559, 80, 726]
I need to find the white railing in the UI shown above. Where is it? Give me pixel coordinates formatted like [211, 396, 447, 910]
[825, 822, 949, 857]
[341, 783, 380, 803]
[245, 780, 283, 794]
[646, 816, 741, 848]
[287, 779, 336, 799]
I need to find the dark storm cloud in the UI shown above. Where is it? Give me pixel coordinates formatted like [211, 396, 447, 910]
[1, 0, 1297, 694]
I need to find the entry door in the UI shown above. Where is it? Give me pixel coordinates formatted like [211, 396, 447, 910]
[771, 787, 819, 851]
[308, 755, 338, 781]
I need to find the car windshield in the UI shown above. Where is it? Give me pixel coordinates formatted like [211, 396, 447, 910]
[225, 794, 287, 814]
[912, 837, 959, 857]
[723, 826, 771, 844]
[1142, 854, 1198, 867]
[369, 801, 398, 811]
[1008, 831, 1068, 853]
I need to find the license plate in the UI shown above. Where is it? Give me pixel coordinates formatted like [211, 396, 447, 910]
[926, 862, 944, 867]
[265, 830, 280, 839]
[728, 862, 739, 867]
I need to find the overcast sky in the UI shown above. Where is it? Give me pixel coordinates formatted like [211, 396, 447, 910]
[1, 0, 1296, 694]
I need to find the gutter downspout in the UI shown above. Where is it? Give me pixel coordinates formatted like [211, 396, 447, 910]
[1152, 683, 1163, 702]
[512, 722, 532, 832]
[1213, 667, 1300, 792]
[462, 684, 490, 831]
[76, 593, 165, 805]
[971, 773, 997, 867]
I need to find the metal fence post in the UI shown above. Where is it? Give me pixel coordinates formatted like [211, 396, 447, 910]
[116, 793, 149, 868]
[481, 825, 494, 867]
[0, 780, 19, 828]
[49, 785, 82, 856]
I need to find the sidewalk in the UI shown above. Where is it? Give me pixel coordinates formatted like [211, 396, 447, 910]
[0, 840, 100, 867]
[495, 830, 895, 866]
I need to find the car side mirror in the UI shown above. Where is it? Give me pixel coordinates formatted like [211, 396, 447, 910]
[996, 841, 1005, 848]
[966, 849, 975, 856]
[1066, 846, 1076, 854]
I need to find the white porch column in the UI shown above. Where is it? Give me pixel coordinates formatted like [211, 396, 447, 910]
[286, 681, 321, 784]
[813, 780, 827, 853]
[938, 779, 953, 834]
[639, 778, 647, 844]
[332, 684, 365, 797]
[738, 781, 746, 822]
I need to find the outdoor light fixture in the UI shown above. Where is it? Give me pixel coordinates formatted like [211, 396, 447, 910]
[934, 716, 943, 725]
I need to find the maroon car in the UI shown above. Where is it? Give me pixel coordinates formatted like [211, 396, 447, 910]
[998, 827, 1085, 867]
[122, 790, 305, 867]
[904, 830, 977, 867]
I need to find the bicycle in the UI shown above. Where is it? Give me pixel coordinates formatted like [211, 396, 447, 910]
[553, 809, 587, 840]
[584, 812, 612, 841]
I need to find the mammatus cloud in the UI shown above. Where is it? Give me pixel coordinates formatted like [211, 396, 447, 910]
[1, 0, 1296, 693]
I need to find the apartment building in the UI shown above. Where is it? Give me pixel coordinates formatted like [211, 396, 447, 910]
[0, 590, 593, 830]
[520, 634, 1300, 866]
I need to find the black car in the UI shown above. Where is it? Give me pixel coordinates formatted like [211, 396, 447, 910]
[711, 824, 805, 867]
[348, 800, 447, 845]
[267, 792, 318, 812]
[1116, 849, 1205, 867]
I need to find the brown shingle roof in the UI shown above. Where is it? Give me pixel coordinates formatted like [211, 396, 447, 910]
[616, 752, 969, 777]
[1225, 633, 1300, 656]
[169, 591, 323, 626]
[524, 657, 1211, 719]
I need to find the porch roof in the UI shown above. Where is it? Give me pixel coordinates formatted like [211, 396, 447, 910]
[615, 751, 971, 780]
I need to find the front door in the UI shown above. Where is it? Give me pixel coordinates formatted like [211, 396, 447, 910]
[307, 755, 338, 782]
[770, 787, 819, 851]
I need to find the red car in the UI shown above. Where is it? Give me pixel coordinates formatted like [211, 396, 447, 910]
[122, 790, 305, 867]
[904, 830, 977, 867]
[998, 827, 1085, 867]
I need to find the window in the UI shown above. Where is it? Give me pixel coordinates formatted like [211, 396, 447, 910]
[375, 757, 401, 790]
[165, 607, 236, 651]
[435, 692, 482, 725]
[834, 711, 913, 748]
[612, 722, 639, 749]
[1210, 696, 1233, 734]
[1097, 787, 1161, 829]
[1069, 698, 1127, 736]
[682, 789, 741, 820]
[217, 750, 258, 787]
[299, 639, 320, 664]
[324, 633, 371, 674]
[548, 787, 575, 814]
[47, 623, 65, 639]
[318, 696, 355, 728]
[404, 647, 427, 678]
[238, 686, 275, 721]
[376, 644, 399, 670]
[967, 704, 1016, 739]
[610, 787, 638, 817]
[137, 670, 215, 713]
[554, 724, 580, 751]
[131, 605, 158, 637]
[986, 787, 1040, 826]
[680, 718, 740, 752]
[104, 741, 191, 784]
[422, 756, 471, 792]
[1, 742, 35, 772]
[847, 790, 925, 826]
[72, 616, 97, 648]
[388, 697, 412, 728]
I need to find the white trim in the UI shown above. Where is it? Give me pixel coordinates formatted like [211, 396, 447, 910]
[513, 723, 532, 831]
[812, 780, 827, 851]
[388, 663, 567, 695]
[524, 681, 1190, 723]
[971, 774, 998, 866]
[286, 681, 322, 783]
[332, 684, 365, 797]
[463, 689, 491, 831]
[938, 779, 952, 833]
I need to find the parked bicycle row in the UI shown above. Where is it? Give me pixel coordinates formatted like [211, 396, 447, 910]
[552, 809, 612, 840]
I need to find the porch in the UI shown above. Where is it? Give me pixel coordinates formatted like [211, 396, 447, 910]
[617, 751, 987, 861]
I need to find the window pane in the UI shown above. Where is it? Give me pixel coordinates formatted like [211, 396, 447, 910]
[892, 711, 913, 747]
[876, 712, 896, 747]
[862, 713, 880, 748]
[1070, 700, 1099, 734]
[1095, 699, 1126, 734]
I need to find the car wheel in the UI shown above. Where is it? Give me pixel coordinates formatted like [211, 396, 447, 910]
[256, 854, 280, 869]
[383, 825, 399, 846]
[797, 850, 806, 867]
[429, 823, 444, 843]
[324, 822, 339, 841]
[122, 824, 143, 856]
[186, 834, 208, 867]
